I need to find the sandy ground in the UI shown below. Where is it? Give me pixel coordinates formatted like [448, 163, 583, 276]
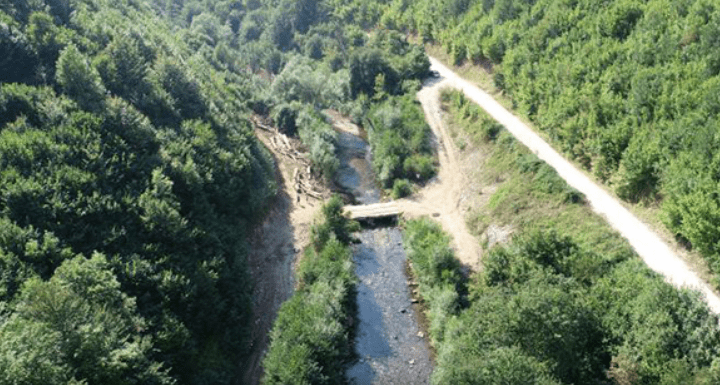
[426, 56, 720, 314]
[240, 128, 331, 385]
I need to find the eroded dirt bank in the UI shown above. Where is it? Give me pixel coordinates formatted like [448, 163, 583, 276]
[240, 127, 331, 385]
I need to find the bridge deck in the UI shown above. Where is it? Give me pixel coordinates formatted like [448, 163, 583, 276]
[344, 202, 401, 220]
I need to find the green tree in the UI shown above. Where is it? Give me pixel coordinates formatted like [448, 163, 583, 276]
[0, 316, 75, 385]
[0, 12, 38, 83]
[11, 254, 174, 385]
[434, 346, 562, 385]
[349, 48, 397, 98]
[56, 43, 106, 111]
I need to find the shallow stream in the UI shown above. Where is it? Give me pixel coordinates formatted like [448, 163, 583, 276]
[335, 128, 433, 384]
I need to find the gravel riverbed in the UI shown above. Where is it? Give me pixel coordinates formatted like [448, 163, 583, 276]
[346, 229, 433, 384]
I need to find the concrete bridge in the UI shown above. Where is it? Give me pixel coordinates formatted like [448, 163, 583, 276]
[344, 202, 401, 221]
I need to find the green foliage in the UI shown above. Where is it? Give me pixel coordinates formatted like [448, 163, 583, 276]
[403, 218, 464, 343]
[367, 94, 437, 187]
[0, 1, 281, 383]
[415, 223, 720, 385]
[592, 258, 720, 383]
[391, 178, 412, 199]
[435, 345, 562, 385]
[149, 57, 206, 121]
[613, 127, 661, 202]
[56, 43, 106, 112]
[447, 89, 503, 142]
[1, 254, 174, 385]
[296, 105, 340, 181]
[0, 10, 39, 83]
[271, 102, 298, 135]
[390, 0, 720, 282]
[0, 0, 439, 383]
[412, 89, 720, 383]
[263, 197, 358, 385]
[310, 195, 360, 250]
[349, 48, 398, 98]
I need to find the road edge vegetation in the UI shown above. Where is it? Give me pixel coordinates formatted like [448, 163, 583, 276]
[399, 90, 720, 385]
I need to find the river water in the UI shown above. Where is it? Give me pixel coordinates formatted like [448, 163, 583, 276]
[335, 127, 433, 384]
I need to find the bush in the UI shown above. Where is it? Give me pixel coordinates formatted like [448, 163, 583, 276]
[403, 218, 465, 347]
[296, 106, 339, 181]
[263, 197, 359, 385]
[434, 346, 562, 385]
[271, 103, 298, 136]
[403, 154, 436, 181]
[367, 94, 436, 188]
[391, 178, 412, 199]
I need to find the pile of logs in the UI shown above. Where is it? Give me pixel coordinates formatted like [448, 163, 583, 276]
[252, 116, 326, 203]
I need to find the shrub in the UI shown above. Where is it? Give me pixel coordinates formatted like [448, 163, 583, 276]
[391, 178, 412, 199]
[403, 154, 436, 181]
[297, 106, 339, 181]
[367, 94, 436, 188]
[403, 218, 465, 348]
[271, 103, 298, 136]
[263, 197, 359, 385]
[433, 346, 562, 385]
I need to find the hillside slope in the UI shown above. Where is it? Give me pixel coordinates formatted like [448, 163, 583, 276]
[0, 1, 276, 383]
[378, 0, 720, 286]
[428, 56, 720, 312]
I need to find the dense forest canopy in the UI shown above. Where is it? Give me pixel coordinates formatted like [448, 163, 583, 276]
[406, 94, 720, 384]
[0, 0, 430, 383]
[0, 0, 278, 383]
[7, 0, 720, 383]
[371, 0, 720, 285]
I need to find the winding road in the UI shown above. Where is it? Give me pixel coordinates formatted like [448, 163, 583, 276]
[424, 56, 720, 314]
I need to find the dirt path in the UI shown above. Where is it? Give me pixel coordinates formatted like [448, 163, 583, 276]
[241, 128, 331, 385]
[392, 76, 485, 270]
[425, 56, 720, 314]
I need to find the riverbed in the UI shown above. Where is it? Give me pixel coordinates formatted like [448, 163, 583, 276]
[334, 124, 433, 384]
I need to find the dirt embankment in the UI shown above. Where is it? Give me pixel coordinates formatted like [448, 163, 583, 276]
[240, 122, 331, 385]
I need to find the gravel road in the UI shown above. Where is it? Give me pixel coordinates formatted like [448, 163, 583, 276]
[427, 56, 720, 314]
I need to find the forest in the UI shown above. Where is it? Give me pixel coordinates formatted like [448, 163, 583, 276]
[403, 93, 720, 385]
[5, 0, 720, 384]
[368, 0, 720, 285]
[0, 0, 429, 383]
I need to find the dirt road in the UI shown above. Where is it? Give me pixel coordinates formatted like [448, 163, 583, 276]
[393, 76, 485, 270]
[425, 56, 720, 314]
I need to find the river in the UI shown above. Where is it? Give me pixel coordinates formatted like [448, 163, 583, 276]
[334, 125, 433, 384]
